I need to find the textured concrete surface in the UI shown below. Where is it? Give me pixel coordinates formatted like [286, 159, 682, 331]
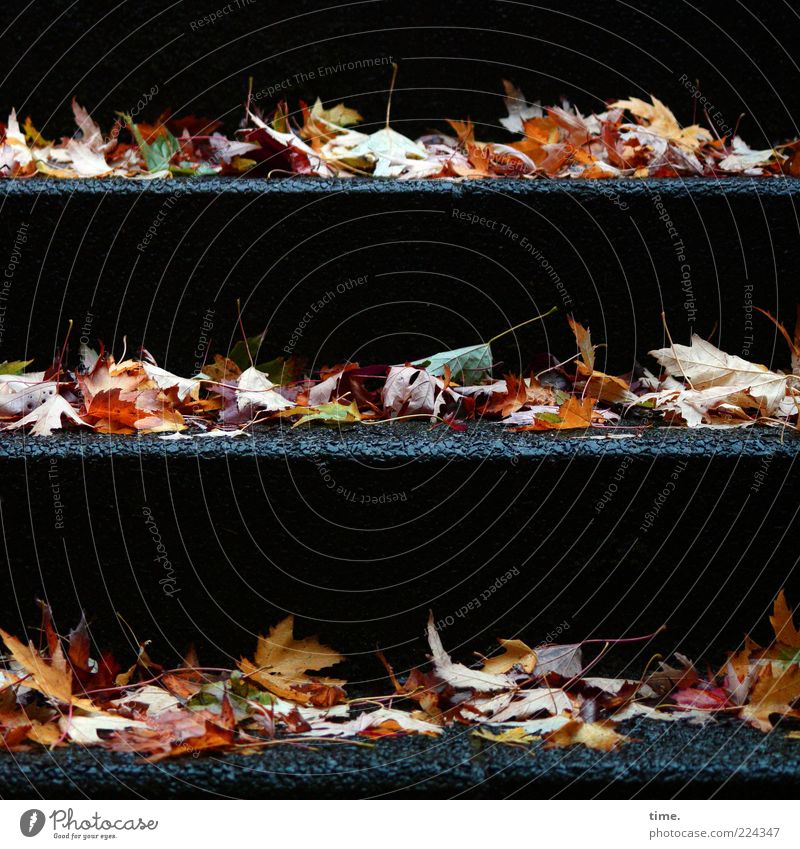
[2, 719, 798, 799]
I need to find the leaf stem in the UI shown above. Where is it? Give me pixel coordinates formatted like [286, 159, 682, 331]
[487, 307, 557, 345]
[385, 63, 399, 129]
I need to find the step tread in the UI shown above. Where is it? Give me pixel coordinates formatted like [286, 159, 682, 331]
[3, 176, 799, 199]
[2, 719, 797, 799]
[0, 425, 795, 462]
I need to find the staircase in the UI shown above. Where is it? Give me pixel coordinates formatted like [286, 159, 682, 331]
[1, 0, 799, 799]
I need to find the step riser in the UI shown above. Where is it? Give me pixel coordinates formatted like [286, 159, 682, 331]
[2, 181, 798, 375]
[2, 433, 796, 673]
[2, 0, 799, 145]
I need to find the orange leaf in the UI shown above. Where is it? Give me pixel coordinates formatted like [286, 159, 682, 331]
[513, 396, 597, 431]
[770, 590, 800, 648]
[741, 664, 800, 731]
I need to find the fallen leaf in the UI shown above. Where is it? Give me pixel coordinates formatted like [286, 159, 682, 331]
[649, 335, 790, 415]
[770, 590, 800, 648]
[741, 664, 800, 732]
[426, 614, 513, 693]
[0, 628, 96, 711]
[544, 718, 631, 751]
[3, 394, 87, 435]
[238, 616, 345, 705]
[481, 638, 537, 675]
[236, 366, 292, 412]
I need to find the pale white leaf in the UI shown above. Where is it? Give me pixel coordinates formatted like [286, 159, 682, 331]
[236, 366, 292, 412]
[4, 394, 86, 436]
[426, 614, 512, 693]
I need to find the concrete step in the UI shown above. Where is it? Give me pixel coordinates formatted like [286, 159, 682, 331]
[2, 719, 798, 799]
[2, 178, 799, 376]
[0, 425, 796, 676]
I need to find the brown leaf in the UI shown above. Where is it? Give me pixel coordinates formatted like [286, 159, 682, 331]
[770, 590, 800, 648]
[0, 628, 96, 711]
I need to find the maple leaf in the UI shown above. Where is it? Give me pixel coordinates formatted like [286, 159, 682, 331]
[0, 628, 96, 712]
[481, 638, 538, 675]
[238, 616, 345, 705]
[511, 396, 597, 431]
[34, 139, 114, 178]
[568, 317, 635, 405]
[610, 96, 712, 151]
[236, 366, 292, 412]
[61, 713, 149, 744]
[142, 363, 201, 402]
[741, 664, 800, 731]
[646, 653, 700, 695]
[479, 374, 556, 418]
[280, 400, 362, 427]
[86, 387, 185, 434]
[77, 351, 143, 405]
[3, 394, 87, 435]
[0, 359, 33, 375]
[544, 718, 631, 751]
[426, 614, 513, 693]
[479, 687, 573, 721]
[474, 717, 571, 746]
[300, 98, 363, 149]
[718, 137, 784, 173]
[499, 80, 544, 134]
[1, 110, 34, 174]
[0, 372, 59, 418]
[770, 590, 800, 648]
[303, 706, 442, 739]
[649, 335, 790, 415]
[344, 127, 430, 176]
[383, 365, 442, 417]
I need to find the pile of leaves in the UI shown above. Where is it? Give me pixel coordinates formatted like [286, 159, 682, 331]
[2, 592, 799, 759]
[1, 310, 799, 437]
[2, 78, 798, 180]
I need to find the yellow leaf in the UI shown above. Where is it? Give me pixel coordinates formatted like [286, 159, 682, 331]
[481, 639, 537, 675]
[0, 628, 95, 711]
[238, 616, 345, 705]
[610, 96, 712, 151]
[741, 664, 800, 732]
[544, 719, 631, 751]
[472, 726, 540, 746]
[26, 720, 62, 747]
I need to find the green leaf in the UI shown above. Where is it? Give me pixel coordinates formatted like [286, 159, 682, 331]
[0, 359, 32, 375]
[228, 336, 303, 382]
[534, 412, 562, 424]
[170, 160, 221, 177]
[120, 113, 180, 173]
[187, 676, 274, 722]
[257, 355, 303, 384]
[412, 343, 493, 383]
[228, 334, 265, 371]
[411, 310, 558, 384]
[288, 401, 362, 427]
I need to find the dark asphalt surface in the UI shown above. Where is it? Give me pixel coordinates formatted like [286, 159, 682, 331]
[2, 718, 798, 799]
